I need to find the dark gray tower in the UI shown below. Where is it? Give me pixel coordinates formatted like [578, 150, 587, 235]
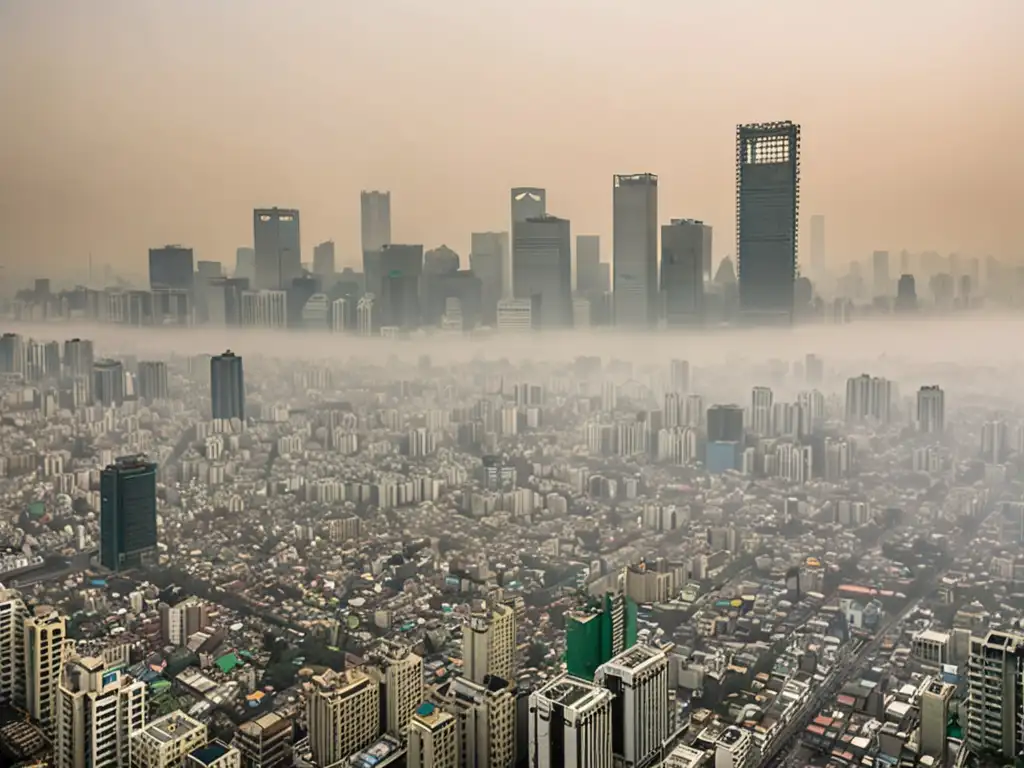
[137, 361, 169, 401]
[512, 214, 572, 329]
[211, 350, 245, 421]
[661, 219, 710, 327]
[100, 455, 158, 571]
[92, 359, 125, 407]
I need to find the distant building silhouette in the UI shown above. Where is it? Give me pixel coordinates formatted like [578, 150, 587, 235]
[512, 214, 572, 329]
[148, 246, 194, 293]
[661, 219, 709, 327]
[100, 454, 158, 571]
[253, 208, 301, 290]
[613, 173, 659, 328]
[896, 274, 917, 311]
[210, 350, 245, 421]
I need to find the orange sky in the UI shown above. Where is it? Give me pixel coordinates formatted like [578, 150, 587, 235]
[1, 0, 1021, 282]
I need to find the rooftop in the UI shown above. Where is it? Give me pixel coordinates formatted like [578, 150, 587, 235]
[142, 711, 204, 744]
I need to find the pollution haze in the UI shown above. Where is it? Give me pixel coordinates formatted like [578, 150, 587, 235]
[1, 0, 1022, 280]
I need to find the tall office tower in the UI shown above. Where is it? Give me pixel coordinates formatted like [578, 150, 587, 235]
[408, 703, 458, 768]
[132, 712, 208, 768]
[307, 669, 381, 767]
[612, 173, 658, 328]
[430, 675, 516, 768]
[253, 208, 301, 290]
[462, 601, 516, 685]
[576, 235, 602, 293]
[736, 121, 800, 321]
[529, 674, 614, 768]
[63, 337, 94, 377]
[136, 361, 169, 401]
[707, 405, 744, 442]
[24, 607, 67, 731]
[594, 645, 671, 768]
[845, 374, 894, 424]
[235, 247, 256, 283]
[361, 190, 392, 253]
[100, 455, 158, 571]
[669, 359, 690, 392]
[750, 386, 774, 436]
[148, 245, 194, 294]
[239, 289, 287, 328]
[211, 350, 245, 421]
[0, 332, 24, 374]
[511, 188, 547, 304]
[0, 587, 28, 706]
[92, 359, 125, 407]
[982, 420, 1009, 464]
[470, 232, 510, 324]
[920, 679, 956, 761]
[512, 214, 572, 329]
[565, 592, 639, 684]
[313, 240, 335, 278]
[872, 250, 891, 297]
[809, 214, 825, 274]
[661, 219, 710, 326]
[917, 385, 946, 434]
[379, 244, 424, 329]
[966, 630, 1024, 758]
[376, 641, 424, 735]
[55, 655, 147, 768]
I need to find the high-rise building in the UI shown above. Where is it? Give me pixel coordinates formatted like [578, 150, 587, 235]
[462, 601, 516, 685]
[312, 240, 335, 278]
[809, 214, 825, 274]
[136, 361, 169, 401]
[872, 250, 891, 297]
[148, 245, 195, 293]
[707, 405, 744, 442]
[981, 420, 1009, 464]
[594, 645, 671, 768]
[240, 289, 287, 328]
[576, 235, 601, 294]
[63, 337, 94, 378]
[375, 641, 423, 736]
[511, 188, 547, 304]
[408, 703, 457, 768]
[0, 332, 24, 374]
[920, 678, 955, 760]
[379, 244, 424, 329]
[429, 675, 516, 768]
[361, 190, 392, 253]
[159, 596, 210, 646]
[0, 587, 28, 707]
[750, 386, 773, 436]
[917, 385, 945, 434]
[966, 630, 1024, 758]
[565, 592, 638, 682]
[512, 214, 572, 329]
[100, 455, 158, 571]
[210, 350, 245, 421]
[613, 173, 658, 328]
[470, 231, 510, 324]
[845, 374, 894, 424]
[529, 674, 614, 768]
[661, 219, 709, 326]
[132, 711, 207, 768]
[736, 121, 800, 321]
[235, 247, 255, 283]
[24, 607, 67, 731]
[253, 208, 301, 290]
[668, 359, 690, 393]
[357, 294, 376, 335]
[232, 712, 293, 768]
[55, 655, 147, 768]
[92, 359, 125, 407]
[307, 669, 381, 768]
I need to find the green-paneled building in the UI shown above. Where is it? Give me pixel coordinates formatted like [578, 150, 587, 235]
[565, 592, 638, 681]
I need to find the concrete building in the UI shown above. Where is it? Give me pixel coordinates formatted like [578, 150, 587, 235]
[462, 601, 516, 686]
[845, 375, 894, 425]
[408, 703, 458, 768]
[920, 678, 955, 760]
[240, 289, 287, 328]
[100, 455, 158, 572]
[210, 350, 245, 422]
[379, 244, 424, 330]
[613, 173, 658, 328]
[312, 240, 335, 278]
[253, 208, 301, 290]
[92, 359, 125, 407]
[661, 219, 709, 326]
[430, 675, 515, 768]
[131, 711, 207, 768]
[136, 361, 169, 401]
[184, 742, 241, 768]
[378, 642, 424, 735]
[24, 608, 67, 731]
[0, 588, 28, 707]
[736, 121, 800, 322]
[470, 231, 510, 324]
[361, 190, 392, 254]
[529, 674, 613, 768]
[512, 215, 572, 329]
[917, 385, 946, 434]
[872, 250, 891, 297]
[307, 668, 381, 767]
[148, 245, 194, 292]
[966, 630, 1024, 758]
[232, 711, 293, 768]
[594, 645, 671, 768]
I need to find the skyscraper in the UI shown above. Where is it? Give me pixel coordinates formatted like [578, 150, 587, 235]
[462, 601, 516, 685]
[512, 214, 572, 329]
[845, 374, 894, 424]
[594, 645, 671, 768]
[148, 246, 194, 292]
[63, 337, 94, 378]
[307, 669, 381, 768]
[235, 247, 256, 283]
[379, 244, 424, 329]
[576, 234, 601, 293]
[92, 359, 125, 407]
[809, 214, 825, 274]
[313, 240, 335, 278]
[210, 350, 245, 421]
[751, 386, 774, 436]
[613, 173, 658, 328]
[529, 675, 613, 768]
[565, 592, 638, 682]
[470, 231, 509, 324]
[917, 385, 945, 434]
[661, 219, 709, 326]
[253, 208, 301, 290]
[137, 361, 169, 401]
[24, 608, 66, 731]
[361, 190, 392, 253]
[736, 121, 800, 321]
[511, 188, 547, 303]
[873, 250, 891, 297]
[0, 332, 24, 375]
[408, 703, 457, 768]
[100, 455, 158, 572]
[707, 405, 744, 442]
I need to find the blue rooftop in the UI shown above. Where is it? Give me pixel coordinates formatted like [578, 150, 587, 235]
[189, 743, 230, 766]
[416, 702, 435, 717]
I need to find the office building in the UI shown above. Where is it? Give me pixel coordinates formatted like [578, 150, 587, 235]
[63, 337, 94, 378]
[132, 711, 207, 768]
[93, 359, 125, 407]
[313, 240, 335, 278]
[24, 607, 67, 731]
[253, 208, 301, 290]
[715, 726, 753, 768]
[0, 588, 28, 707]
[917, 385, 946, 434]
[361, 190, 392, 254]
[920, 678, 955, 760]
[148, 245, 194, 292]
[430, 675, 516, 768]
[595, 645, 671, 768]
[707, 405, 744, 442]
[462, 601, 516, 685]
[378, 244, 424, 329]
[55, 655, 147, 768]
[232, 712, 293, 768]
[307, 668, 381, 768]
[845, 375, 894, 424]
[377, 642, 423, 735]
[0, 332, 24, 375]
[661, 219, 709, 326]
[211, 350, 245, 421]
[470, 231, 510, 324]
[240, 289, 287, 328]
[873, 250, 891, 297]
[966, 630, 1024, 758]
[565, 592, 638, 683]
[613, 173, 658, 328]
[512, 214, 572, 329]
[136, 361, 169, 401]
[736, 121, 800, 320]
[511, 188, 547, 303]
[809, 214, 825, 274]
[234, 247, 256, 283]
[408, 703, 457, 768]
[331, 297, 350, 332]
[529, 674, 614, 768]
[576, 234, 601, 293]
[100, 455, 158, 571]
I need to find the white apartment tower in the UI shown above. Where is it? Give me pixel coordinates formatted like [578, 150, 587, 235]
[430, 675, 516, 768]
[917, 385, 946, 434]
[594, 645, 671, 768]
[24, 607, 67, 731]
[331, 298, 349, 332]
[529, 674, 614, 768]
[462, 601, 516, 685]
[378, 642, 424, 735]
[131, 711, 208, 768]
[240, 290, 287, 329]
[0, 587, 28, 706]
[56, 656, 147, 768]
[357, 294, 376, 335]
[408, 703, 458, 768]
[966, 630, 1024, 758]
[750, 386, 773, 437]
[845, 374, 894, 424]
[307, 668, 381, 767]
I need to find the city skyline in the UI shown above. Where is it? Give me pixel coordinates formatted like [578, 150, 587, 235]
[1, 1, 1021, 280]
